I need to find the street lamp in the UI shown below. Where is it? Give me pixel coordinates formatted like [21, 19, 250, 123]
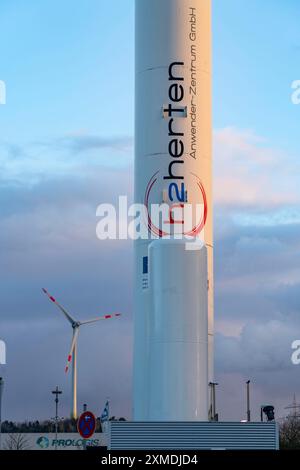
[52, 386, 62, 450]
[209, 382, 219, 421]
[261, 405, 275, 422]
[246, 380, 251, 422]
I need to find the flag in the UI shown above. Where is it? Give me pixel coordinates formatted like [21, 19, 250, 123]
[100, 400, 109, 423]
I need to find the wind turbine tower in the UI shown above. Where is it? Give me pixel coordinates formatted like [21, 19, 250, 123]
[42, 288, 121, 419]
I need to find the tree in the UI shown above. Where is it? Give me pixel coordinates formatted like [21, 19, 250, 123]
[3, 434, 31, 450]
[280, 418, 300, 449]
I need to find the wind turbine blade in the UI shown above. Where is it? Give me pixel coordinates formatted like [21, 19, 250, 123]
[79, 313, 121, 325]
[42, 288, 76, 325]
[65, 328, 79, 373]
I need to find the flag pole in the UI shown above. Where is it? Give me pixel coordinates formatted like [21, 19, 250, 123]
[106, 397, 110, 445]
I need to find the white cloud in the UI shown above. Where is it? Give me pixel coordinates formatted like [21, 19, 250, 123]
[214, 127, 300, 208]
[0, 133, 133, 186]
[216, 319, 297, 374]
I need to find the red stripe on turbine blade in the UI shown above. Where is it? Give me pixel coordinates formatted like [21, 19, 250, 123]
[65, 366, 68, 373]
[50, 296, 56, 302]
[105, 315, 112, 319]
[68, 355, 72, 361]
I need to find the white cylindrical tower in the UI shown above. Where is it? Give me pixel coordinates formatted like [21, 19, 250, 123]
[148, 239, 208, 421]
[133, 0, 213, 420]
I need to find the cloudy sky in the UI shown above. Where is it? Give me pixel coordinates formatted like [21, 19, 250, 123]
[1, 0, 300, 422]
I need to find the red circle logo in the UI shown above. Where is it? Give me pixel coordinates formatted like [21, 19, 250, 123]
[144, 171, 208, 237]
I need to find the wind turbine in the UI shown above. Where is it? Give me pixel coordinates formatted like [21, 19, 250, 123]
[42, 288, 121, 419]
